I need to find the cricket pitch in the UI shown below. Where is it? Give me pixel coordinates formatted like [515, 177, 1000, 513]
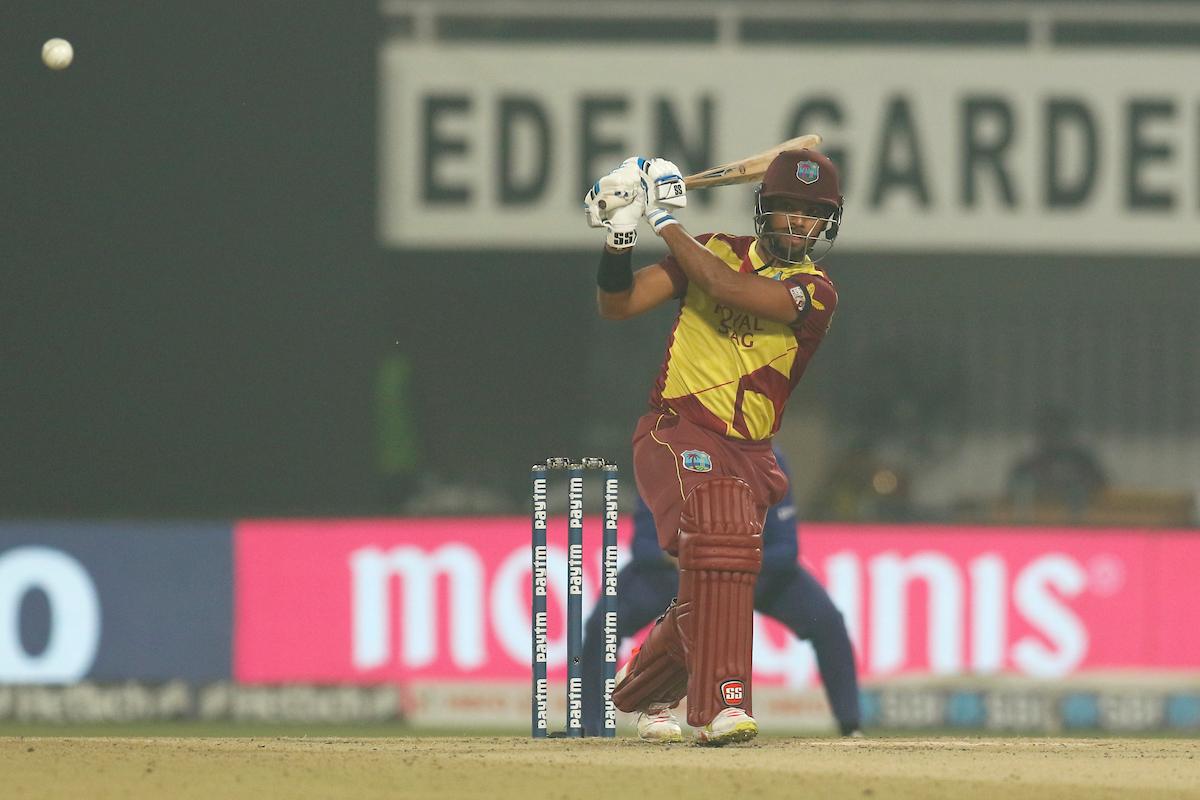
[4, 736, 1198, 799]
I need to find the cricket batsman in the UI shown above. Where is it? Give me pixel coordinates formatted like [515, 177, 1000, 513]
[584, 148, 843, 744]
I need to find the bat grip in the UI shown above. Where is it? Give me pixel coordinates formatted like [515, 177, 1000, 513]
[597, 193, 633, 212]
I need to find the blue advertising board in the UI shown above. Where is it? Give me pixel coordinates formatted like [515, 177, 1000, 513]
[0, 523, 232, 683]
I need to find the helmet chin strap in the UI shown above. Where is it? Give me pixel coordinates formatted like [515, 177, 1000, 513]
[755, 212, 836, 265]
[758, 235, 799, 265]
[762, 236, 833, 265]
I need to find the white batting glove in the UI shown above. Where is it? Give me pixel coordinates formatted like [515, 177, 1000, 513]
[583, 182, 608, 228]
[583, 161, 645, 249]
[604, 191, 645, 249]
[638, 158, 686, 234]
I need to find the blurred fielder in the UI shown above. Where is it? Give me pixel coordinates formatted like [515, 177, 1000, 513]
[580, 447, 861, 739]
[585, 148, 843, 744]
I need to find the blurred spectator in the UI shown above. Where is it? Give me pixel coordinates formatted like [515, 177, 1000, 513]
[1006, 405, 1107, 517]
[812, 345, 962, 523]
[812, 438, 914, 522]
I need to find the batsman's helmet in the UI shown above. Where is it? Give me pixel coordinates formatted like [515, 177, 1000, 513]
[754, 149, 844, 262]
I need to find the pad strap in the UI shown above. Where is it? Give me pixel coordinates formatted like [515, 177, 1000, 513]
[611, 603, 688, 713]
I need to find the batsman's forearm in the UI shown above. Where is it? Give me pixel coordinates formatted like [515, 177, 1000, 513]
[659, 225, 737, 297]
[596, 287, 634, 319]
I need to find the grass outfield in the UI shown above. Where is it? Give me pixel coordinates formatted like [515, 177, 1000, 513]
[2, 734, 1198, 800]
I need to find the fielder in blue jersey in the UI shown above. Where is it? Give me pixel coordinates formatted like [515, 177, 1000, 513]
[581, 448, 862, 737]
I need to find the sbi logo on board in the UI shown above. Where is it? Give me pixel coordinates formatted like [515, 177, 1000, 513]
[0, 547, 100, 682]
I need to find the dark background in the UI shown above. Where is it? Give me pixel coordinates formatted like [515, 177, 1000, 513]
[5, 3, 398, 516]
[4, 3, 1198, 519]
[3, 3, 626, 517]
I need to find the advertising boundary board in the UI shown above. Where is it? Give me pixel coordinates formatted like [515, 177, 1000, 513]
[233, 519, 1200, 684]
[0, 523, 233, 684]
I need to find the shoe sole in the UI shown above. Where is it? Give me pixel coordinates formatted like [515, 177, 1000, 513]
[694, 720, 758, 746]
[640, 732, 684, 743]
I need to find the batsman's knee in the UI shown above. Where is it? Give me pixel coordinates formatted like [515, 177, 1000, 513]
[678, 478, 763, 574]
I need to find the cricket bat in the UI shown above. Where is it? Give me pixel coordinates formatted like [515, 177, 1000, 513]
[596, 133, 822, 210]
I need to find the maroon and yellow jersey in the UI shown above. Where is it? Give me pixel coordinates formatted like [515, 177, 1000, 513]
[650, 233, 838, 441]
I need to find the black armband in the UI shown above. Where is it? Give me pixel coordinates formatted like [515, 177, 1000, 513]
[596, 247, 634, 292]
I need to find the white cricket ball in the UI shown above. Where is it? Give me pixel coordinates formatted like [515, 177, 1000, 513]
[42, 38, 74, 70]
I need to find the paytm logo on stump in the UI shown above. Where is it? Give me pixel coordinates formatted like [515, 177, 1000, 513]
[0, 546, 100, 682]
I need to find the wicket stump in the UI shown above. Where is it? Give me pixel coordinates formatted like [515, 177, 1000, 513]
[531, 458, 619, 738]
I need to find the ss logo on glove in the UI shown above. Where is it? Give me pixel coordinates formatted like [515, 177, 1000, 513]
[609, 230, 636, 248]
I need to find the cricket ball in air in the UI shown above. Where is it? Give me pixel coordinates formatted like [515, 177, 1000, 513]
[42, 38, 74, 70]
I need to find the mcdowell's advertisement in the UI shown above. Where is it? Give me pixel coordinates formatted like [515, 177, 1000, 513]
[378, 45, 1200, 253]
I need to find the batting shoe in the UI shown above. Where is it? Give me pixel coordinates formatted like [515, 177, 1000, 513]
[635, 703, 683, 743]
[614, 654, 683, 743]
[694, 708, 758, 746]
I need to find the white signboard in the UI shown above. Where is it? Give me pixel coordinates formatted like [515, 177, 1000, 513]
[379, 43, 1200, 252]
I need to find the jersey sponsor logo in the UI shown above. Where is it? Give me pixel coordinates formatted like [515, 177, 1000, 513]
[720, 680, 745, 706]
[714, 303, 764, 348]
[789, 284, 808, 314]
[681, 449, 713, 472]
[796, 161, 820, 185]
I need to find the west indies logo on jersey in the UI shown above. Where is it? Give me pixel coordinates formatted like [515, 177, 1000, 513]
[681, 449, 712, 472]
[720, 680, 745, 706]
[796, 161, 819, 185]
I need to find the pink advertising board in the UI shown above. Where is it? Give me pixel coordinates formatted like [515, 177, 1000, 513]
[234, 519, 1200, 685]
